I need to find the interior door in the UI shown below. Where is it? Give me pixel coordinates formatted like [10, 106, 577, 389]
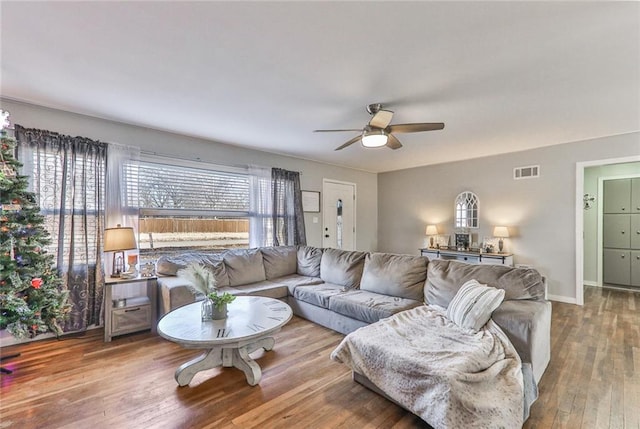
[322, 181, 356, 250]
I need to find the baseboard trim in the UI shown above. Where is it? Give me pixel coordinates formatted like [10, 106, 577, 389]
[547, 294, 577, 305]
[583, 281, 598, 287]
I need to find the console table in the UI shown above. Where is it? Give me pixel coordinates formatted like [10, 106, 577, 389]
[420, 248, 514, 266]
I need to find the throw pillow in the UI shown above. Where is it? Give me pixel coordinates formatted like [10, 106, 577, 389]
[446, 279, 505, 332]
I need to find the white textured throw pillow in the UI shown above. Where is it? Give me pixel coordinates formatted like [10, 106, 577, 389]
[446, 279, 505, 331]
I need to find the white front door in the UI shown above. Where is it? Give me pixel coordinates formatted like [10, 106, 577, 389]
[322, 180, 356, 250]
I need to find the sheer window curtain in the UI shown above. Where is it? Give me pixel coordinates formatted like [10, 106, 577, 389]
[105, 143, 140, 276]
[248, 165, 272, 248]
[16, 125, 107, 332]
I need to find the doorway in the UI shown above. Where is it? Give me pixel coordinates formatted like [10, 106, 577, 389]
[576, 155, 640, 306]
[322, 179, 356, 250]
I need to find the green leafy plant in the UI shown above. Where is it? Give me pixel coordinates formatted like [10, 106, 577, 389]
[176, 262, 235, 309]
[207, 291, 235, 309]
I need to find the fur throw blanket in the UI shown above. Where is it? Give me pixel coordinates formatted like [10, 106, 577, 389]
[331, 305, 524, 428]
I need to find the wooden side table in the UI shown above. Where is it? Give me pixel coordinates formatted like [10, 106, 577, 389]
[104, 276, 158, 342]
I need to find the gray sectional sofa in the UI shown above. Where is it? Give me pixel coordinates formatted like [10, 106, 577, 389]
[155, 245, 551, 385]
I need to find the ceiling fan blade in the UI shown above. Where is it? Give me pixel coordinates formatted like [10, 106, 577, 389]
[387, 123, 445, 133]
[368, 109, 394, 129]
[386, 134, 403, 150]
[334, 135, 362, 151]
[314, 128, 362, 133]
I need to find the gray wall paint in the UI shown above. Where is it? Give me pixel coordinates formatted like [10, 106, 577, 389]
[378, 132, 640, 301]
[1, 99, 378, 251]
[583, 162, 640, 284]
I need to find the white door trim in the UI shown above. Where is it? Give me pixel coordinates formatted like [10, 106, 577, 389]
[576, 155, 640, 306]
[322, 178, 357, 250]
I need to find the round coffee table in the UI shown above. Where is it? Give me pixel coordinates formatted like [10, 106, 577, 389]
[157, 296, 292, 386]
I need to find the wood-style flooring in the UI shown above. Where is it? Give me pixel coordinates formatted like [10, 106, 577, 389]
[0, 286, 638, 428]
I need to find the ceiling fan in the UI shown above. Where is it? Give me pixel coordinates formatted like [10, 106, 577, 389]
[314, 103, 444, 151]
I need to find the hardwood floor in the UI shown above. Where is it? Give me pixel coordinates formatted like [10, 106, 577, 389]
[1, 286, 638, 428]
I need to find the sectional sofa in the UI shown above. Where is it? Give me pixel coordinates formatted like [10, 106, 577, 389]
[155, 245, 551, 386]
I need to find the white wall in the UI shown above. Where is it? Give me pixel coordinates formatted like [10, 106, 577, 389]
[378, 132, 640, 302]
[1, 99, 378, 251]
[583, 162, 640, 284]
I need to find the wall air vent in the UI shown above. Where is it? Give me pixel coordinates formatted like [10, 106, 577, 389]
[513, 165, 540, 180]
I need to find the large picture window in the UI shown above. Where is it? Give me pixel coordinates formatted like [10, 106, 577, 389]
[124, 159, 251, 256]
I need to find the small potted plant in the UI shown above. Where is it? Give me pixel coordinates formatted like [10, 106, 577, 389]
[177, 262, 235, 321]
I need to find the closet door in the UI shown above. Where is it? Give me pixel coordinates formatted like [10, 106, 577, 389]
[631, 215, 640, 249]
[632, 251, 640, 287]
[604, 249, 631, 285]
[632, 178, 640, 214]
[604, 179, 631, 213]
[603, 214, 630, 249]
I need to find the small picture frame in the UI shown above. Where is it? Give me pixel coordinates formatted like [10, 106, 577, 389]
[302, 190, 320, 212]
[454, 233, 472, 251]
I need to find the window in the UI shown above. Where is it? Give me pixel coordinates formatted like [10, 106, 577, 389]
[124, 159, 250, 257]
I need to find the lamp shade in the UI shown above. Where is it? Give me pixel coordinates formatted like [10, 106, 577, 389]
[493, 226, 510, 238]
[425, 225, 438, 236]
[104, 225, 137, 252]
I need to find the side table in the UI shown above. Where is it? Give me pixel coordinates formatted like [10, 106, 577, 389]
[104, 275, 158, 342]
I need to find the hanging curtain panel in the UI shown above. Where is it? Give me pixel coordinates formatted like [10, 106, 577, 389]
[271, 168, 307, 246]
[16, 125, 107, 332]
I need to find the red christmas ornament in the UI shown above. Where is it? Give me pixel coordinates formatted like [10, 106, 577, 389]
[11, 199, 19, 204]
[32, 324, 38, 331]
[31, 278, 43, 289]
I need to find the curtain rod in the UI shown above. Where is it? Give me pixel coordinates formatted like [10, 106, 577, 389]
[139, 150, 301, 175]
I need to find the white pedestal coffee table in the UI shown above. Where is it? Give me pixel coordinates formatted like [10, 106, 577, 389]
[157, 296, 292, 387]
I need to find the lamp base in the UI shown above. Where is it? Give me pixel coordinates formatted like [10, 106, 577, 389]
[498, 238, 504, 253]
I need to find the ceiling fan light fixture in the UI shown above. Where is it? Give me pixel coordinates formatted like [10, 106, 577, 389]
[361, 129, 388, 148]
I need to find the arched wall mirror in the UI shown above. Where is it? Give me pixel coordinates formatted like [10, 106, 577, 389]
[454, 191, 479, 229]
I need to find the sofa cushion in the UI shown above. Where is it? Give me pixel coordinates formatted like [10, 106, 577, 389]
[232, 280, 289, 300]
[223, 249, 267, 287]
[446, 279, 505, 332]
[360, 253, 428, 301]
[156, 252, 229, 287]
[293, 283, 346, 308]
[327, 290, 423, 324]
[320, 248, 366, 289]
[297, 246, 323, 277]
[270, 274, 324, 295]
[261, 246, 297, 279]
[425, 260, 546, 308]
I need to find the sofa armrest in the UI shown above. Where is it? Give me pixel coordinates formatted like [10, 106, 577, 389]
[491, 299, 551, 384]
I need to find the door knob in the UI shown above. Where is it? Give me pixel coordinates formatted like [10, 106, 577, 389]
[324, 234, 330, 238]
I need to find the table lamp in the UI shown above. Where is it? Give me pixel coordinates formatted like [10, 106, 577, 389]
[425, 225, 438, 248]
[493, 226, 510, 253]
[104, 224, 137, 277]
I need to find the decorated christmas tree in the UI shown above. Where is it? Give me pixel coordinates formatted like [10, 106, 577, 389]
[0, 110, 70, 339]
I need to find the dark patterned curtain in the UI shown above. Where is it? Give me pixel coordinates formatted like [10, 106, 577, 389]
[16, 125, 106, 332]
[271, 168, 306, 246]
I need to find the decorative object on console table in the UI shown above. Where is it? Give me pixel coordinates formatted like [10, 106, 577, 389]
[493, 226, 510, 253]
[425, 225, 438, 248]
[104, 224, 137, 278]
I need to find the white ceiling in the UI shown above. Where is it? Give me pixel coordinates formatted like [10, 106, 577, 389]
[1, 1, 638, 173]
